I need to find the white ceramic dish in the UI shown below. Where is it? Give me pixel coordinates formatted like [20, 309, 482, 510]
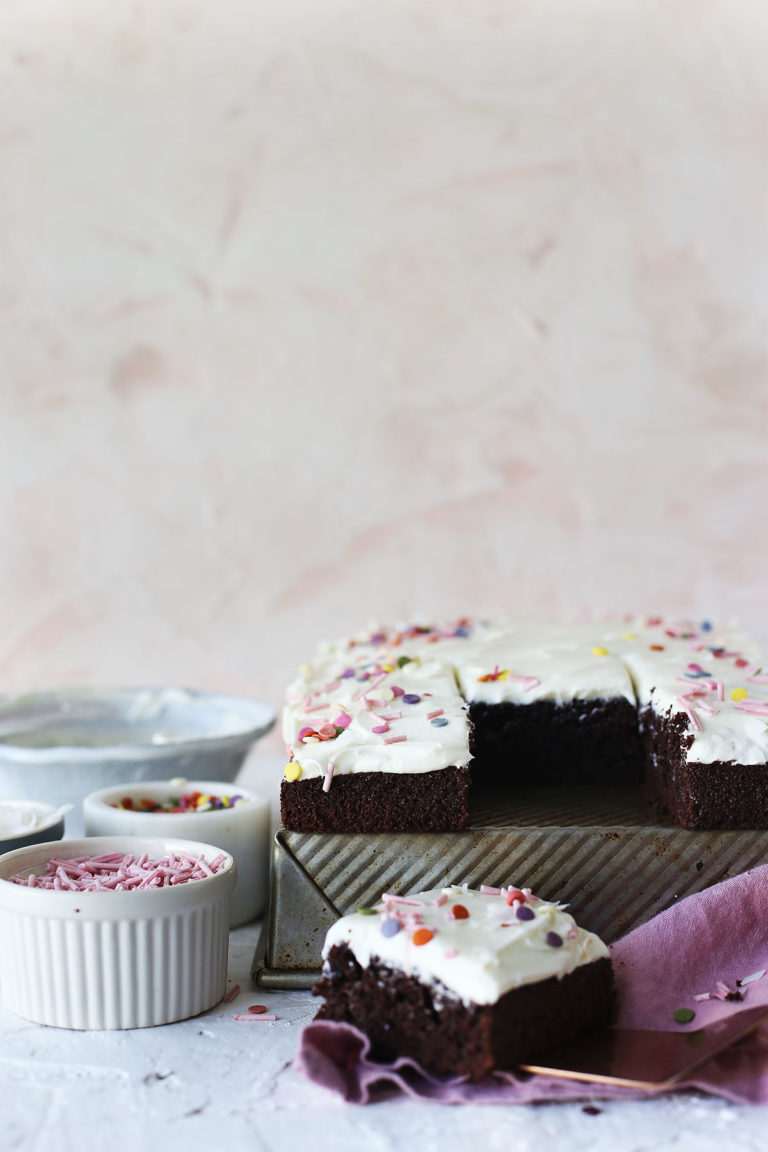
[0, 687, 275, 835]
[0, 800, 66, 855]
[83, 780, 270, 926]
[0, 835, 236, 1030]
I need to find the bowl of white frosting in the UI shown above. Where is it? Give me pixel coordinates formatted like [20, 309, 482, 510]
[0, 687, 275, 835]
[0, 799, 66, 855]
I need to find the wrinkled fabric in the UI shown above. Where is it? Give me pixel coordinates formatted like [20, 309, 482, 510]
[295, 864, 768, 1105]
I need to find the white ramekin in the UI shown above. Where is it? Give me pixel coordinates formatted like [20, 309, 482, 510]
[0, 835, 236, 1030]
[82, 780, 270, 926]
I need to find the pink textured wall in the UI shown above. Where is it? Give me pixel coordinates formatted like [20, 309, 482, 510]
[1, 1, 766, 712]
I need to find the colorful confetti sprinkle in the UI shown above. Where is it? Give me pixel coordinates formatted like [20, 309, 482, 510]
[505, 887, 527, 906]
[113, 790, 246, 813]
[449, 904, 470, 920]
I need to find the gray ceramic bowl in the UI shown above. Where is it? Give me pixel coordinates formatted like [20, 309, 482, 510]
[0, 687, 275, 835]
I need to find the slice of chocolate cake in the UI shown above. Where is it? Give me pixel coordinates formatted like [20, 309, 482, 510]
[313, 884, 614, 1081]
[281, 640, 472, 832]
[625, 641, 768, 830]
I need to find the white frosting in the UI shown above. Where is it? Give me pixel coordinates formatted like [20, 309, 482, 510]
[450, 621, 636, 705]
[322, 885, 610, 1006]
[284, 616, 768, 780]
[0, 800, 61, 838]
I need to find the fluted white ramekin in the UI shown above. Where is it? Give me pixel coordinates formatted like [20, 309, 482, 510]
[0, 836, 236, 1030]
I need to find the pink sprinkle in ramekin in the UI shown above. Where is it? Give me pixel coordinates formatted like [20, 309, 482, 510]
[0, 836, 236, 1030]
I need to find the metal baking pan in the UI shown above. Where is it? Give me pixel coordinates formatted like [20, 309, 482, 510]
[252, 787, 768, 989]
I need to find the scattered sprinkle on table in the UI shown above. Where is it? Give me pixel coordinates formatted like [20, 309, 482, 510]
[233, 1013, 277, 1022]
[673, 1007, 696, 1024]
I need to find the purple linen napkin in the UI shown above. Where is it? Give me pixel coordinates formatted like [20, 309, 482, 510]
[295, 864, 768, 1105]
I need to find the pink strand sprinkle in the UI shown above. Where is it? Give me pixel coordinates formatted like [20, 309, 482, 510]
[12, 852, 227, 890]
[432, 894, 448, 906]
[376, 711, 402, 722]
[747, 674, 768, 684]
[480, 885, 501, 895]
[734, 702, 768, 716]
[382, 893, 423, 906]
[222, 984, 240, 1004]
[233, 1014, 277, 1022]
[675, 696, 702, 731]
[352, 672, 386, 701]
[323, 761, 335, 793]
[383, 735, 407, 744]
[739, 970, 766, 986]
[443, 949, 459, 959]
[426, 709, 444, 720]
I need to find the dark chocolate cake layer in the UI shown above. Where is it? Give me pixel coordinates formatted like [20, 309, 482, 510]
[280, 766, 471, 833]
[468, 697, 643, 788]
[641, 705, 768, 830]
[314, 943, 614, 1080]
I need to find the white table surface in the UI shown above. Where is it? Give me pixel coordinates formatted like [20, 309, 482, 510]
[3, 752, 768, 1152]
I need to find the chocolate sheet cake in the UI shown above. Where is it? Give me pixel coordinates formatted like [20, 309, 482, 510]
[282, 617, 768, 832]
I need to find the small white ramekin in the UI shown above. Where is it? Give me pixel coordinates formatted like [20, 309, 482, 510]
[0, 835, 236, 1030]
[82, 780, 269, 926]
